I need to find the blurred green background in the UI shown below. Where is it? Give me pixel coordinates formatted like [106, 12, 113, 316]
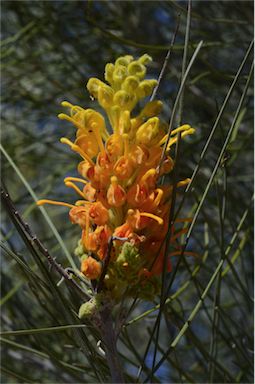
[1, 1, 253, 383]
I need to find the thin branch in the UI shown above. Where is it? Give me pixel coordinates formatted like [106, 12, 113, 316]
[157, 40, 203, 172]
[173, 39, 254, 222]
[144, 260, 227, 382]
[99, 306, 125, 383]
[150, 13, 181, 102]
[1, 184, 90, 300]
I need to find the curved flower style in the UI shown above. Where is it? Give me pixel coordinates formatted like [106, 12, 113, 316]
[37, 54, 195, 300]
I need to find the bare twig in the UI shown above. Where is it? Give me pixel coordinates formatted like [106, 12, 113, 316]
[99, 305, 125, 383]
[150, 13, 181, 102]
[1, 183, 90, 300]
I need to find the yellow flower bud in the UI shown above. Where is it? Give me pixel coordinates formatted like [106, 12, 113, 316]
[136, 80, 158, 99]
[109, 105, 121, 131]
[115, 55, 133, 67]
[121, 76, 139, 93]
[87, 77, 103, 99]
[104, 63, 115, 84]
[112, 65, 128, 84]
[113, 90, 136, 110]
[127, 61, 146, 79]
[138, 54, 152, 65]
[119, 110, 131, 134]
[140, 100, 163, 119]
[98, 86, 114, 109]
[136, 117, 162, 146]
[84, 109, 106, 133]
[87, 78, 107, 99]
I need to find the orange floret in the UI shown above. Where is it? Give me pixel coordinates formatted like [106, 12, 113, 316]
[81, 257, 102, 279]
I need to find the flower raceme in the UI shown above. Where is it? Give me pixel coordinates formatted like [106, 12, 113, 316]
[37, 54, 195, 300]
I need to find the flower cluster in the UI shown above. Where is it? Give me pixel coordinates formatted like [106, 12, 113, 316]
[37, 54, 195, 300]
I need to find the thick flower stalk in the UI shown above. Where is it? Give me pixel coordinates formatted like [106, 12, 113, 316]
[37, 54, 195, 301]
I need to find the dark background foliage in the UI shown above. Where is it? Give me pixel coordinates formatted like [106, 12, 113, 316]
[1, 1, 253, 383]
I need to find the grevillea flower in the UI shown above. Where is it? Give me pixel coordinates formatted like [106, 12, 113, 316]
[37, 54, 195, 300]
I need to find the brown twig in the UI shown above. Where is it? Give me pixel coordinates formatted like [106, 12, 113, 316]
[1, 183, 90, 300]
[99, 305, 125, 383]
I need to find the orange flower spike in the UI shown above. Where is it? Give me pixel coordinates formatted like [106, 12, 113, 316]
[85, 224, 112, 255]
[113, 133, 133, 180]
[149, 207, 169, 230]
[126, 209, 141, 229]
[84, 109, 108, 146]
[69, 206, 89, 227]
[89, 201, 109, 225]
[127, 209, 163, 230]
[114, 156, 133, 180]
[129, 144, 149, 166]
[95, 153, 113, 186]
[139, 188, 164, 212]
[81, 256, 102, 280]
[135, 117, 163, 147]
[64, 176, 87, 186]
[78, 161, 95, 181]
[139, 191, 156, 212]
[97, 246, 108, 261]
[64, 181, 86, 199]
[145, 147, 162, 168]
[97, 152, 112, 169]
[97, 225, 112, 260]
[82, 183, 96, 202]
[113, 222, 133, 239]
[96, 189, 111, 209]
[60, 137, 94, 167]
[107, 176, 126, 207]
[36, 199, 74, 209]
[83, 230, 98, 251]
[75, 133, 99, 158]
[126, 183, 149, 207]
[38, 55, 195, 298]
[126, 168, 156, 207]
[140, 168, 157, 190]
[93, 172, 110, 191]
[106, 134, 123, 160]
[58, 102, 85, 131]
[152, 188, 164, 208]
[100, 225, 112, 244]
[140, 211, 164, 226]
